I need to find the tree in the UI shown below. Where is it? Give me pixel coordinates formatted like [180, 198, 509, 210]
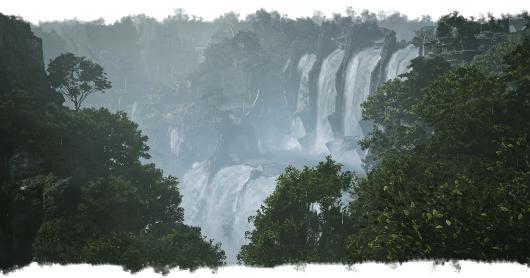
[31, 108, 226, 271]
[347, 39, 530, 264]
[1, 14, 226, 272]
[0, 89, 63, 269]
[471, 40, 520, 75]
[47, 53, 111, 111]
[238, 157, 354, 266]
[360, 56, 451, 169]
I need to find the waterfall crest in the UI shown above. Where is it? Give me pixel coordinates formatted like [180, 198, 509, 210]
[385, 44, 419, 81]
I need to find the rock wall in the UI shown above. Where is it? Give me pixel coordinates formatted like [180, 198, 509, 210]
[0, 14, 54, 99]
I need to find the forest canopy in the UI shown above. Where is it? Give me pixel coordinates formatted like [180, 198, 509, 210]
[239, 38, 530, 266]
[0, 13, 225, 271]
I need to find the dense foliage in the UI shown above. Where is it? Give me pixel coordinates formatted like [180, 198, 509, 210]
[47, 52, 112, 111]
[238, 37, 530, 267]
[0, 14, 225, 271]
[347, 39, 530, 263]
[359, 56, 452, 169]
[29, 108, 225, 271]
[238, 157, 354, 266]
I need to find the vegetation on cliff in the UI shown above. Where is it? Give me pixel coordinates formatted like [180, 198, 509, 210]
[0, 13, 225, 272]
[239, 25, 530, 266]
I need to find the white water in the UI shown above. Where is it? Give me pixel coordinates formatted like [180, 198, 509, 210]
[284, 53, 315, 151]
[385, 44, 419, 81]
[177, 45, 418, 265]
[180, 161, 210, 225]
[283, 116, 306, 151]
[130, 101, 139, 123]
[296, 53, 317, 114]
[342, 46, 382, 139]
[314, 49, 344, 153]
[180, 162, 277, 263]
[169, 128, 183, 157]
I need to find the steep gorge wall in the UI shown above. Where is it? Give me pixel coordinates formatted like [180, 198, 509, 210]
[0, 13, 60, 269]
[0, 14, 54, 98]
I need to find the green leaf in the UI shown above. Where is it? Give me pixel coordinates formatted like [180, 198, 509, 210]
[426, 213, 433, 220]
[499, 206, 509, 212]
[445, 220, 452, 226]
[432, 209, 443, 218]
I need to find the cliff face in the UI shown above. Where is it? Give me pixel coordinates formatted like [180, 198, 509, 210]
[0, 14, 60, 183]
[0, 14, 50, 95]
[0, 14, 55, 269]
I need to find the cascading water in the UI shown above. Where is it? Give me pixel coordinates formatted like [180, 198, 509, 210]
[284, 117, 305, 151]
[169, 128, 183, 157]
[130, 101, 139, 123]
[314, 49, 345, 154]
[385, 44, 419, 81]
[179, 42, 416, 265]
[342, 46, 383, 139]
[180, 162, 277, 263]
[180, 161, 210, 225]
[296, 53, 317, 114]
[284, 53, 316, 151]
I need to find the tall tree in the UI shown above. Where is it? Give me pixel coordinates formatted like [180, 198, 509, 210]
[31, 108, 226, 271]
[47, 53, 111, 111]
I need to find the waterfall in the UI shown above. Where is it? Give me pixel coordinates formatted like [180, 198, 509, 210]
[291, 116, 306, 139]
[343, 46, 383, 139]
[180, 161, 210, 225]
[296, 53, 317, 114]
[283, 53, 316, 151]
[284, 117, 306, 151]
[282, 57, 291, 73]
[130, 101, 138, 123]
[385, 44, 419, 81]
[314, 49, 345, 153]
[180, 162, 277, 263]
[169, 128, 183, 157]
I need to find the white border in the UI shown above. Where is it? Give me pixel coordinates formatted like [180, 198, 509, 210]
[4, 261, 530, 278]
